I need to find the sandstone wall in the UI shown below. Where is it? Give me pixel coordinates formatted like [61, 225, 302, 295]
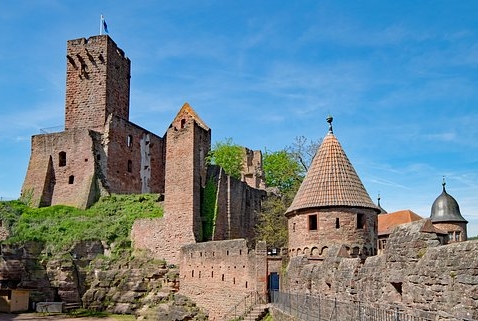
[210, 166, 266, 241]
[103, 116, 165, 195]
[65, 35, 130, 131]
[179, 239, 267, 320]
[285, 220, 478, 320]
[22, 129, 100, 208]
[287, 207, 378, 258]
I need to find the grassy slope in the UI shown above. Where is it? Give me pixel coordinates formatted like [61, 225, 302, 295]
[0, 194, 163, 253]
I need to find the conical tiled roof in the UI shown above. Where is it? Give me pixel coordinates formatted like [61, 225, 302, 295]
[286, 117, 379, 214]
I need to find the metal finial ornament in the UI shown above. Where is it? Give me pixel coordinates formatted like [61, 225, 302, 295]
[377, 193, 381, 206]
[442, 176, 446, 191]
[326, 114, 333, 133]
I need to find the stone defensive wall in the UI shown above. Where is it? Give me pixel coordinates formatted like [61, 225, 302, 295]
[179, 239, 267, 320]
[285, 220, 478, 320]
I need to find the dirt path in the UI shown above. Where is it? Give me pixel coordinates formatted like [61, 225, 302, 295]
[0, 313, 131, 321]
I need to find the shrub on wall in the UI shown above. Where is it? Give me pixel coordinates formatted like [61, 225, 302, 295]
[201, 178, 218, 241]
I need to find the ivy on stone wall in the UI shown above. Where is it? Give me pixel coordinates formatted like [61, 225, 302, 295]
[201, 178, 218, 241]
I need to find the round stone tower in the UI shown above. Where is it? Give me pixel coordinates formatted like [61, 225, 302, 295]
[430, 179, 468, 242]
[285, 116, 380, 259]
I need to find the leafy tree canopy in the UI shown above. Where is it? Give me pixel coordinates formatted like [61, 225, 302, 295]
[263, 150, 303, 195]
[206, 138, 245, 180]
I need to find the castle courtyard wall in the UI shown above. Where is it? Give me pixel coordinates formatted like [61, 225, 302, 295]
[285, 220, 478, 320]
[179, 239, 267, 321]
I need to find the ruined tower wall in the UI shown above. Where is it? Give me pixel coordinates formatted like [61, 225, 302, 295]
[213, 170, 265, 241]
[179, 239, 267, 321]
[241, 148, 265, 189]
[22, 129, 99, 208]
[287, 207, 378, 258]
[103, 116, 165, 194]
[65, 35, 130, 131]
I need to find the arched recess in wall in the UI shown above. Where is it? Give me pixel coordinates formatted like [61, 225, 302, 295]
[311, 247, 319, 256]
[303, 247, 310, 256]
[320, 246, 328, 257]
[59, 151, 66, 167]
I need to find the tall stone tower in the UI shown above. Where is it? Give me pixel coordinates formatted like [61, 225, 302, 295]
[286, 116, 380, 259]
[65, 35, 130, 130]
[22, 35, 165, 208]
[147, 103, 211, 264]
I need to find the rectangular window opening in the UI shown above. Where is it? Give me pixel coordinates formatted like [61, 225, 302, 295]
[356, 213, 365, 229]
[308, 215, 318, 231]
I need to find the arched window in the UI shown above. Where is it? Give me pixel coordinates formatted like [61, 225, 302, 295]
[127, 135, 133, 147]
[59, 151, 66, 167]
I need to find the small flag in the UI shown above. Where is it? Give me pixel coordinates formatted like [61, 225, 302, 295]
[103, 19, 108, 34]
[100, 14, 109, 35]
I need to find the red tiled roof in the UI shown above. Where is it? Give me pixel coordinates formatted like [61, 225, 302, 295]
[378, 209, 422, 236]
[286, 132, 378, 214]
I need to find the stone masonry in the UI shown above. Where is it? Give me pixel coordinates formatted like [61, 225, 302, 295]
[285, 220, 478, 320]
[179, 239, 267, 321]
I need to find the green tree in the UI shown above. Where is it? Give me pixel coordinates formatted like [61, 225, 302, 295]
[206, 138, 244, 180]
[255, 195, 289, 249]
[263, 150, 303, 195]
[257, 137, 320, 249]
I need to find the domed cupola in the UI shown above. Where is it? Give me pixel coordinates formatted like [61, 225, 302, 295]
[430, 178, 468, 243]
[430, 180, 467, 223]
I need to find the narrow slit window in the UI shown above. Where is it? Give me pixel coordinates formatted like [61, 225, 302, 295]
[127, 160, 132, 173]
[68, 175, 75, 184]
[59, 151, 66, 167]
[127, 135, 133, 147]
[335, 218, 340, 229]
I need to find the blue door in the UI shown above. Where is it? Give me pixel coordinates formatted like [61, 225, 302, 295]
[268, 272, 280, 302]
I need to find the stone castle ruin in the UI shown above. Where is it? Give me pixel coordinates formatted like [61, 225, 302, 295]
[18, 35, 477, 320]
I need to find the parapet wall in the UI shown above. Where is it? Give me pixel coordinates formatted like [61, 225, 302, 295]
[179, 239, 267, 321]
[285, 220, 478, 320]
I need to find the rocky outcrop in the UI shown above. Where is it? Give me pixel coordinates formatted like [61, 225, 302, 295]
[0, 240, 206, 320]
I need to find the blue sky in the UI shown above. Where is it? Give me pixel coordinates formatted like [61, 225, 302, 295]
[1, 1, 477, 235]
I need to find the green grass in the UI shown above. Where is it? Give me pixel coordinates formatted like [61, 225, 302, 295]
[0, 194, 163, 253]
